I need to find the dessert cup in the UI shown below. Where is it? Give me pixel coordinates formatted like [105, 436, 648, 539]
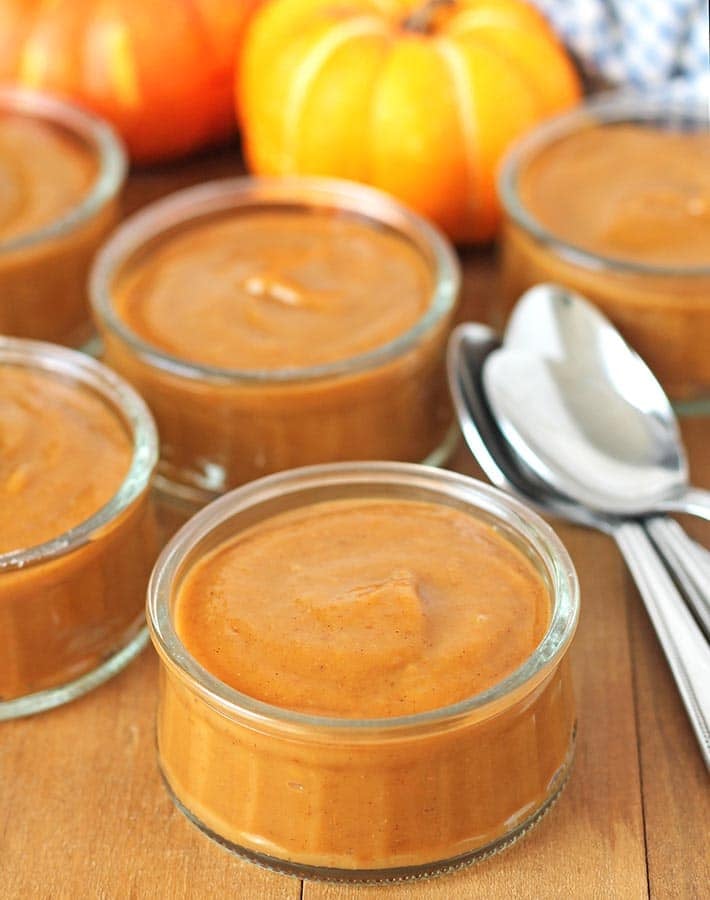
[91, 178, 461, 521]
[148, 462, 579, 881]
[0, 87, 126, 346]
[499, 92, 710, 411]
[0, 337, 158, 719]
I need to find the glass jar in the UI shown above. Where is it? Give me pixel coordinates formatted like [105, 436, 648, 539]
[498, 92, 710, 413]
[0, 337, 158, 719]
[90, 178, 461, 523]
[0, 87, 126, 346]
[148, 462, 579, 881]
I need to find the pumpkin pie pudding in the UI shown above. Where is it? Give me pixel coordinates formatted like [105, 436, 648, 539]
[0, 87, 125, 346]
[149, 463, 578, 878]
[0, 338, 158, 719]
[91, 178, 460, 518]
[499, 94, 710, 404]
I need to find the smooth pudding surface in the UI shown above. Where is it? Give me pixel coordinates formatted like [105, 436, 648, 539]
[518, 124, 710, 267]
[0, 116, 98, 244]
[113, 210, 433, 369]
[0, 365, 131, 553]
[176, 498, 550, 718]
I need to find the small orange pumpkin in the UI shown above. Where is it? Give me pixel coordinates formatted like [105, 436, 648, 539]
[0, 0, 259, 162]
[239, 0, 581, 242]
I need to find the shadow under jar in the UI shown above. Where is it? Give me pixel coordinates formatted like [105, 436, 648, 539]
[90, 178, 460, 522]
[0, 338, 158, 720]
[0, 87, 126, 346]
[148, 462, 579, 881]
[498, 92, 710, 412]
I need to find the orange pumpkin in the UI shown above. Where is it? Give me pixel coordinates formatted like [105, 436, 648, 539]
[0, 0, 259, 162]
[239, 0, 581, 242]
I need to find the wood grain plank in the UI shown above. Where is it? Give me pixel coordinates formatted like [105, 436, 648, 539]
[0, 650, 300, 900]
[629, 596, 710, 900]
[629, 416, 710, 900]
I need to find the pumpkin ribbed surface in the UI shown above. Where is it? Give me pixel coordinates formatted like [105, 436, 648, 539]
[0, 0, 259, 161]
[239, 0, 580, 241]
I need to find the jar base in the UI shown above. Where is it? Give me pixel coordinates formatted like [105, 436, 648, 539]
[421, 420, 461, 467]
[153, 423, 462, 538]
[162, 727, 575, 884]
[0, 624, 149, 721]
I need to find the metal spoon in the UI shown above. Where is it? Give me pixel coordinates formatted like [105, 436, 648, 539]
[483, 284, 710, 639]
[447, 322, 710, 770]
[483, 283, 710, 520]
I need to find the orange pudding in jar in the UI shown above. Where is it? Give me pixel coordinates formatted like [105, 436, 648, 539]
[0, 87, 126, 346]
[0, 338, 158, 719]
[91, 178, 460, 521]
[149, 463, 579, 880]
[499, 94, 710, 405]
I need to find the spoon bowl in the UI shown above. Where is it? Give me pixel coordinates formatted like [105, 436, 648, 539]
[447, 322, 614, 532]
[482, 284, 710, 520]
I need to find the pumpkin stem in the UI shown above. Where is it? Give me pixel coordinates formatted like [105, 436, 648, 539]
[402, 0, 456, 33]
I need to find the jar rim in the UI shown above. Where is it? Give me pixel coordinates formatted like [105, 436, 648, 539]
[0, 86, 127, 255]
[90, 176, 461, 384]
[147, 462, 580, 736]
[498, 89, 710, 279]
[0, 337, 158, 570]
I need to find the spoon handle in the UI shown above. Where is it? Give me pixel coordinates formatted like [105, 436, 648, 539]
[614, 522, 710, 770]
[658, 487, 710, 522]
[645, 517, 710, 641]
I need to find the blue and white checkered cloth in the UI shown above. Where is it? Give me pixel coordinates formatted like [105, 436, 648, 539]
[530, 0, 709, 103]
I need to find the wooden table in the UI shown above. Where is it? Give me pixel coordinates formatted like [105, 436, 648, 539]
[2, 150, 708, 900]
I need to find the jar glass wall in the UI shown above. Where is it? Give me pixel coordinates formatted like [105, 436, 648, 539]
[498, 92, 710, 412]
[148, 462, 579, 881]
[0, 87, 126, 346]
[0, 337, 158, 720]
[91, 178, 461, 523]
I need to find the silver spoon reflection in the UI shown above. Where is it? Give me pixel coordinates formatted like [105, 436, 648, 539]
[447, 321, 710, 769]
